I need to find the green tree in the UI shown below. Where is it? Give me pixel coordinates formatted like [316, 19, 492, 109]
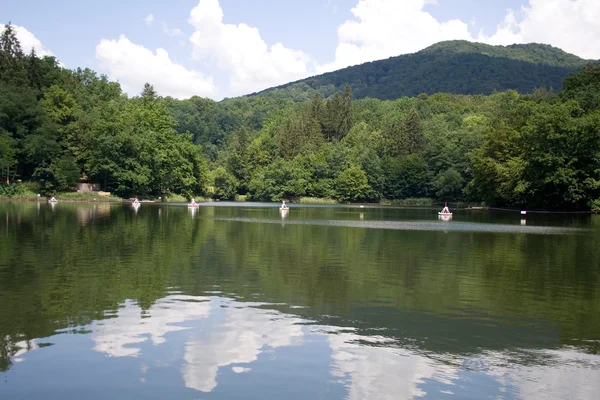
[225, 128, 252, 193]
[432, 168, 464, 200]
[277, 112, 323, 159]
[212, 166, 238, 200]
[561, 65, 600, 113]
[383, 155, 430, 199]
[0, 132, 16, 182]
[403, 108, 425, 155]
[309, 92, 325, 124]
[334, 165, 374, 203]
[0, 23, 26, 84]
[25, 48, 44, 91]
[248, 159, 311, 201]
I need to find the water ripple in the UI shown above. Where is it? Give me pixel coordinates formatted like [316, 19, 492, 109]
[211, 216, 586, 235]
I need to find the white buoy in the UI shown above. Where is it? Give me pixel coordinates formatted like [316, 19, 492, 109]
[359, 205, 364, 208]
[521, 211, 527, 215]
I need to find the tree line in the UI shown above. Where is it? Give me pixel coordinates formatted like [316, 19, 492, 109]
[0, 24, 207, 198]
[1, 23, 600, 209]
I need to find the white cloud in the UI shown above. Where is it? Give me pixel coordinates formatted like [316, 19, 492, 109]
[92, 0, 600, 99]
[187, 0, 312, 95]
[319, 0, 474, 73]
[1, 25, 54, 57]
[162, 22, 183, 37]
[320, 0, 600, 75]
[95, 34, 216, 99]
[145, 13, 154, 26]
[482, 0, 600, 60]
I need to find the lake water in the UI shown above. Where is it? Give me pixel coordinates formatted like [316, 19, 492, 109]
[1, 201, 599, 399]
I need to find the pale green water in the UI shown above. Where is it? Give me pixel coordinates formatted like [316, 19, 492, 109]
[1, 202, 599, 399]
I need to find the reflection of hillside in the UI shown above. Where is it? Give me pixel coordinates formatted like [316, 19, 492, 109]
[1, 203, 600, 376]
[0, 203, 214, 370]
[184, 211, 600, 355]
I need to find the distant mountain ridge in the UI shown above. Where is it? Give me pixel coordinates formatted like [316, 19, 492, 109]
[249, 40, 597, 101]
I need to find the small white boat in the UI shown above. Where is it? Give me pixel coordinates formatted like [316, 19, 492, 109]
[438, 202, 452, 217]
[48, 196, 58, 203]
[188, 199, 200, 208]
[279, 200, 289, 211]
[132, 198, 141, 208]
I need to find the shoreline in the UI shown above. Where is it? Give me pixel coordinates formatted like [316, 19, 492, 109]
[1, 197, 596, 213]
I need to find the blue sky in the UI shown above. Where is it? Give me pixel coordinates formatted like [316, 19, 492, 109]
[3, 0, 599, 99]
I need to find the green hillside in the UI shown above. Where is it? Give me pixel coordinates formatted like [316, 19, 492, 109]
[251, 40, 596, 101]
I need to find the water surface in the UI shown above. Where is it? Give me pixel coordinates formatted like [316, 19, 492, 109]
[1, 202, 599, 399]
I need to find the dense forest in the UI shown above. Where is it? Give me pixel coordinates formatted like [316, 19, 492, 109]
[252, 40, 596, 101]
[2, 23, 600, 210]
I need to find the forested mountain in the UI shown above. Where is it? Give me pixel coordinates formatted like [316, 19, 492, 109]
[251, 41, 596, 101]
[2, 23, 600, 210]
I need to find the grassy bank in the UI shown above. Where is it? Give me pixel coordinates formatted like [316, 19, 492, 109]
[161, 194, 212, 203]
[54, 192, 123, 202]
[0, 183, 36, 200]
[298, 197, 338, 204]
[1, 183, 124, 202]
[0, 193, 39, 201]
[380, 198, 435, 206]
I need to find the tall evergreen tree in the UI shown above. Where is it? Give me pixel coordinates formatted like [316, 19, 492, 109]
[142, 82, 158, 103]
[26, 48, 43, 90]
[0, 23, 26, 84]
[339, 84, 353, 138]
[403, 108, 425, 155]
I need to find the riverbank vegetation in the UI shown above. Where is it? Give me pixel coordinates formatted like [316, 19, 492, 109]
[1, 23, 600, 209]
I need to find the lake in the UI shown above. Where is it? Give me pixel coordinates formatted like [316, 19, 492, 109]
[1, 201, 599, 399]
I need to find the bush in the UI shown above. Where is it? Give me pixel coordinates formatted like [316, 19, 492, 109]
[0, 183, 25, 197]
[591, 199, 600, 213]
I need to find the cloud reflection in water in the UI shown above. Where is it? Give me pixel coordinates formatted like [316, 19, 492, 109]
[80, 295, 600, 399]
